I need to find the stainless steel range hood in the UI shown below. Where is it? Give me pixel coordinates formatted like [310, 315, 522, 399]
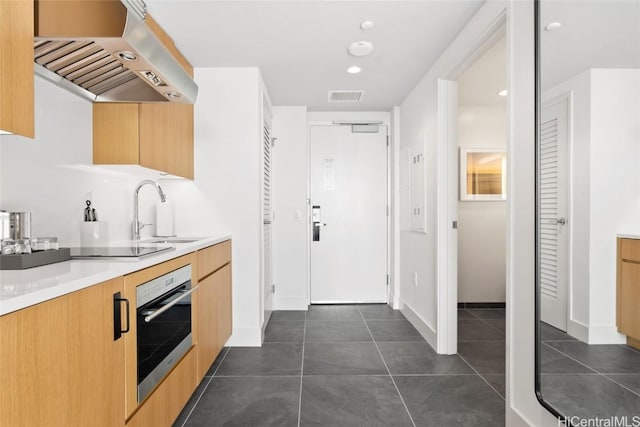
[33, 0, 197, 104]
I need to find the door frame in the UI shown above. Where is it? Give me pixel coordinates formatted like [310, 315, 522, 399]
[436, 14, 507, 354]
[306, 122, 391, 305]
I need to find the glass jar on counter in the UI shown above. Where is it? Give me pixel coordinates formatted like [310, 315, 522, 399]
[1, 239, 16, 254]
[31, 237, 59, 251]
[14, 239, 31, 254]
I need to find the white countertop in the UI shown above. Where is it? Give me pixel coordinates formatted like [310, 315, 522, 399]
[0, 234, 231, 316]
[618, 234, 640, 240]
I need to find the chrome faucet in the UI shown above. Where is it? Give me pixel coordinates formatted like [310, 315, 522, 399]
[132, 180, 166, 240]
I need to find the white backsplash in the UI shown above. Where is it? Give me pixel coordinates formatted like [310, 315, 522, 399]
[0, 76, 220, 246]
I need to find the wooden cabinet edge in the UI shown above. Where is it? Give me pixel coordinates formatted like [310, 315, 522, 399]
[0, 0, 35, 137]
[617, 237, 640, 346]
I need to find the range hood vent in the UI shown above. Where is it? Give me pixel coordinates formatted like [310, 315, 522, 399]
[33, 0, 197, 104]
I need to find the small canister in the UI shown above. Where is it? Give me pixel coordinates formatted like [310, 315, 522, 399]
[9, 212, 31, 239]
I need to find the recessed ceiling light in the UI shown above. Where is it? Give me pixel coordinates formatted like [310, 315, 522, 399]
[347, 66, 362, 74]
[348, 41, 374, 57]
[545, 22, 562, 31]
[360, 20, 374, 30]
[498, 89, 508, 97]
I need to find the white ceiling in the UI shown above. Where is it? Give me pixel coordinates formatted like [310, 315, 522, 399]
[145, 0, 484, 110]
[540, 0, 640, 90]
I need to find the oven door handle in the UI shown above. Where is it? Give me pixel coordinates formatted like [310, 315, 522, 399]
[143, 286, 199, 323]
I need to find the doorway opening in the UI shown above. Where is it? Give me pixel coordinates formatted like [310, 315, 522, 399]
[436, 19, 507, 355]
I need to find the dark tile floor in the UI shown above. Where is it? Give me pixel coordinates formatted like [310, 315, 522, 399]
[539, 322, 640, 419]
[174, 305, 505, 427]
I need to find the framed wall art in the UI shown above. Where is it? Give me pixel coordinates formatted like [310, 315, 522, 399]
[459, 147, 506, 201]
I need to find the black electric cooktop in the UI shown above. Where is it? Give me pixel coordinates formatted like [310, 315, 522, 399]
[70, 246, 174, 260]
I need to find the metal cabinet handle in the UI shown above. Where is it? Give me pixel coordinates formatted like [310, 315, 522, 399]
[113, 292, 130, 341]
[144, 286, 199, 323]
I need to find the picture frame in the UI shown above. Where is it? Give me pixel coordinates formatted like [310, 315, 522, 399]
[459, 147, 507, 201]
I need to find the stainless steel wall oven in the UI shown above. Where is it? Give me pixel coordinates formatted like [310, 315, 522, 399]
[135, 264, 195, 403]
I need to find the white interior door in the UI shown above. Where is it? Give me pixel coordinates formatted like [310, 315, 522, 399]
[262, 119, 273, 323]
[309, 125, 388, 303]
[540, 95, 570, 331]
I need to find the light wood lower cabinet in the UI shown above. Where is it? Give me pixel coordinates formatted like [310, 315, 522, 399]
[0, 277, 126, 427]
[196, 241, 232, 380]
[125, 348, 198, 427]
[0, 241, 233, 427]
[617, 237, 640, 349]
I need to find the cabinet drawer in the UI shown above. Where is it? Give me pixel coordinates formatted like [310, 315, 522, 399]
[126, 348, 197, 427]
[197, 240, 231, 280]
[620, 238, 640, 262]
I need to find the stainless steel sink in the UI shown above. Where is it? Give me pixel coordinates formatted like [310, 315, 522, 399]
[145, 238, 201, 244]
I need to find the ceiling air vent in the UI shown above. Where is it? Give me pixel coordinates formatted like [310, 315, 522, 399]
[328, 90, 364, 103]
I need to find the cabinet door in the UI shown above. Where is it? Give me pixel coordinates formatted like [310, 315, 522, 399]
[0, 0, 34, 137]
[139, 103, 194, 179]
[619, 260, 640, 339]
[216, 264, 233, 349]
[197, 271, 220, 380]
[93, 103, 140, 164]
[0, 278, 126, 427]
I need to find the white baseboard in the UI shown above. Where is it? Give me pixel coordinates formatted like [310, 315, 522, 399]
[399, 298, 437, 350]
[567, 319, 589, 342]
[273, 296, 309, 311]
[567, 319, 626, 344]
[225, 327, 262, 347]
[586, 325, 627, 344]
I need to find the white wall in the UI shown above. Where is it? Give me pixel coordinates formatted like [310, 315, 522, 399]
[589, 69, 640, 338]
[271, 106, 309, 310]
[0, 76, 168, 245]
[189, 67, 263, 346]
[543, 68, 640, 344]
[457, 105, 507, 302]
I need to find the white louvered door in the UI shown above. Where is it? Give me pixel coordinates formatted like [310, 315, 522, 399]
[540, 95, 569, 331]
[262, 120, 273, 323]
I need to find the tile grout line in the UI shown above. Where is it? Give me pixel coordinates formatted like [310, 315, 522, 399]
[297, 310, 307, 427]
[456, 353, 505, 401]
[360, 309, 417, 427]
[542, 343, 640, 397]
[178, 347, 231, 427]
[542, 342, 598, 373]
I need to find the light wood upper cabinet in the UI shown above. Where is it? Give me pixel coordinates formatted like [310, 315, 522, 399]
[0, 0, 34, 137]
[93, 102, 194, 179]
[92, 12, 194, 179]
[0, 277, 126, 427]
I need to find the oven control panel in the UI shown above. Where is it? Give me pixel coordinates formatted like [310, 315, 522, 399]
[136, 264, 192, 307]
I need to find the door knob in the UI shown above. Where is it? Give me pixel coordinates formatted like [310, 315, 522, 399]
[557, 218, 566, 225]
